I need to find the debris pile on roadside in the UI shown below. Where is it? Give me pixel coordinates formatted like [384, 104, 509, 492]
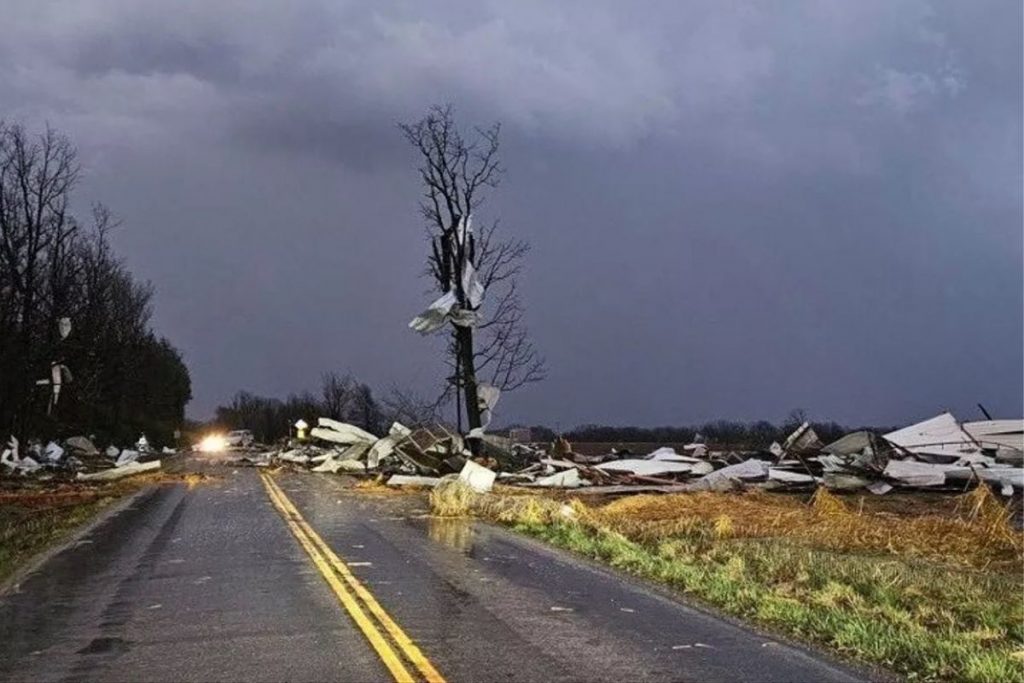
[1, 433, 170, 482]
[262, 417, 471, 481]
[240, 410, 1024, 500]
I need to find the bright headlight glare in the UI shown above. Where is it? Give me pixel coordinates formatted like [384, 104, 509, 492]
[198, 434, 227, 452]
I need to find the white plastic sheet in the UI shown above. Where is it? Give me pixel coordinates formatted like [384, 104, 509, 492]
[468, 384, 501, 439]
[461, 261, 485, 309]
[409, 291, 458, 334]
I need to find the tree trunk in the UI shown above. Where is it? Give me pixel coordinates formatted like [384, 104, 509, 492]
[455, 325, 482, 455]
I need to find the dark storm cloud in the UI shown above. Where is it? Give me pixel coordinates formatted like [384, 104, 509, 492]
[1, 0, 1019, 427]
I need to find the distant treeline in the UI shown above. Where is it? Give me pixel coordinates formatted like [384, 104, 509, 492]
[505, 414, 898, 449]
[0, 123, 191, 447]
[210, 373, 439, 444]
[212, 379, 894, 451]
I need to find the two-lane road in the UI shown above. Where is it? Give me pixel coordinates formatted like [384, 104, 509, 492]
[0, 454, 866, 682]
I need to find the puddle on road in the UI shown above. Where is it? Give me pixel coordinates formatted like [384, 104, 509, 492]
[427, 516, 476, 554]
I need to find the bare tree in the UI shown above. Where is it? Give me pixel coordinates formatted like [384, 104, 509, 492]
[0, 122, 191, 445]
[381, 385, 442, 428]
[320, 371, 356, 420]
[400, 106, 545, 443]
[0, 122, 80, 436]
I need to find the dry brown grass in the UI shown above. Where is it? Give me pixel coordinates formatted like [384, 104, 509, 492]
[429, 479, 582, 523]
[589, 486, 1022, 571]
[429, 479, 480, 516]
[433, 484, 1024, 682]
[431, 483, 1023, 571]
[353, 476, 421, 495]
[0, 469, 216, 511]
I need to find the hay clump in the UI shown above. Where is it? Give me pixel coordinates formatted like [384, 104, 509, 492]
[429, 479, 479, 517]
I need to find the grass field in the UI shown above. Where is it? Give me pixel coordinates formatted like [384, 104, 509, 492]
[0, 485, 117, 585]
[430, 482, 1024, 682]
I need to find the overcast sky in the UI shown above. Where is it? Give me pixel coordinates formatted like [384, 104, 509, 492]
[2, 1, 1021, 427]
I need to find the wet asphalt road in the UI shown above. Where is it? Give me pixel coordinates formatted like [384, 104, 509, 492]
[0, 453, 867, 682]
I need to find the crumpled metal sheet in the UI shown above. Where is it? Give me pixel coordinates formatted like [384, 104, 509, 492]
[596, 459, 695, 477]
[689, 459, 771, 492]
[76, 459, 161, 481]
[311, 418, 378, 446]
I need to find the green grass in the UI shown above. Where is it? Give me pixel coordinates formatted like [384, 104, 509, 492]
[510, 519, 1023, 683]
[0, 496, 115, 584]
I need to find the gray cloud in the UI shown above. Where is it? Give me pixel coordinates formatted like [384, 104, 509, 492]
[1, 0, 1019, 426]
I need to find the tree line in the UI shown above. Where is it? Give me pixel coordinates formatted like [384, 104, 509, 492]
[505, 412, 898, 449]
[0, 122, 191, 448]
[210, 372, 439, 444]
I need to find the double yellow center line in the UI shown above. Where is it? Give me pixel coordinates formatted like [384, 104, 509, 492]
[259, 472, 445, 683]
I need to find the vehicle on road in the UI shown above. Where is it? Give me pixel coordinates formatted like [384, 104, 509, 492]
[226, 429, 255, 448]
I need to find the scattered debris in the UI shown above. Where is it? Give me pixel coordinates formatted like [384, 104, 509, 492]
[76, 460, 161, 482]
[310, 418, 378, 447]
[387, 475, 442, 488]
[195, 409, 1023, 502]
[459, 460, 496, 493]
[2, 431, 174, 482]
[65, 436, 98, 456]
[530, 469, 583, 488]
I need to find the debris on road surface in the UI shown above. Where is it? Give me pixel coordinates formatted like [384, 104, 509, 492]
[386, 474, 442, 488]
[76, 459, 162, 482]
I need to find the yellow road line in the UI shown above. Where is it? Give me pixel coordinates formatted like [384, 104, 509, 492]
[259, 472, 415, 683]
[262, 475, 446, 683]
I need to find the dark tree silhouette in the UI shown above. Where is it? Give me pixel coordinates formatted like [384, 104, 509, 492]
[0, 122, 190, 445]
[400, 106, 544, 443]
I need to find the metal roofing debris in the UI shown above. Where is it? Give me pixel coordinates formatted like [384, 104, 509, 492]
[387, 474, 442, 488]
[193, 410, 1023, 501]
[310, 418, 378, 446]
[2, 434, 167, 480]
[311, 457, 365, 473]
[883, 412, 976, 461]
[689, 459, 771, 492]
[767, 468, 816, 484]
[596, 459, 697, 477]
[76, 459, 161, 481]
[115, 449, 140, 467]
[65, 436, 98, 456]
[530, 469, 583, 488]
[963, 420, 1024, 447]
[44, 442, 64, 463]
[781, 422, 823, 454]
